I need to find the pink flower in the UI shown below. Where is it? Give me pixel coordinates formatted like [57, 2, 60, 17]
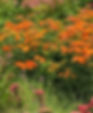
[89, 97, 93, 108]
[22, 0, 41, 8]
[10, 83, 19, 93]
[78, 104, 89, 112]
[35, 89, 44, 96]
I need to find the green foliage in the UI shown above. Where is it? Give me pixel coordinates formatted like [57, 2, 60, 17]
[0, 68, 80, 113]
[0, 0, 32, 26]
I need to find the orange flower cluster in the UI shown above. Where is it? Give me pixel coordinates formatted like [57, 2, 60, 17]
[15, 60, 37, 70]
[59, 8, 93, 64]
[0, 7, 93, 78]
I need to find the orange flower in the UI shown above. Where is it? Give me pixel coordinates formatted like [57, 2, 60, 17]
[15, 60, 37, 70]
[72, 56, 86, 64]
[15, 61, 26, 70]
[21, 45, 30, 53]
[2, 45, 12, 52]
[17, 44, 30, 52]
[5, 21, 15, 30]
[15, 33, 21, 41]
[67, 16, 79, 23]
[35, 30, 47, 39]
[64, 69, 71, 79]
[25, 60, 37, 70]
[64, 68, 71, 78]
[59, 31, 69, 40]
[0, 34, 6, 42]
[61, 46, 68, 54]
[16, 20, 33, 31]
[58, 69, 71, 78]
[30, 41, 40, 49]
[47, 19, 61, 31]
[43, 43, 51, 50]
[34, 55, 46, 63]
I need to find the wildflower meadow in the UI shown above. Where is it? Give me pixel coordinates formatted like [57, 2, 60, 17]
[0, 0, 93, 113]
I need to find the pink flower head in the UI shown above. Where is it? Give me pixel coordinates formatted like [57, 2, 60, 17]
[89, 97, 93, 108]
[78, 104, 89, 112]
[35, 89, 44, 96]
[10, 83, 19, 93]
